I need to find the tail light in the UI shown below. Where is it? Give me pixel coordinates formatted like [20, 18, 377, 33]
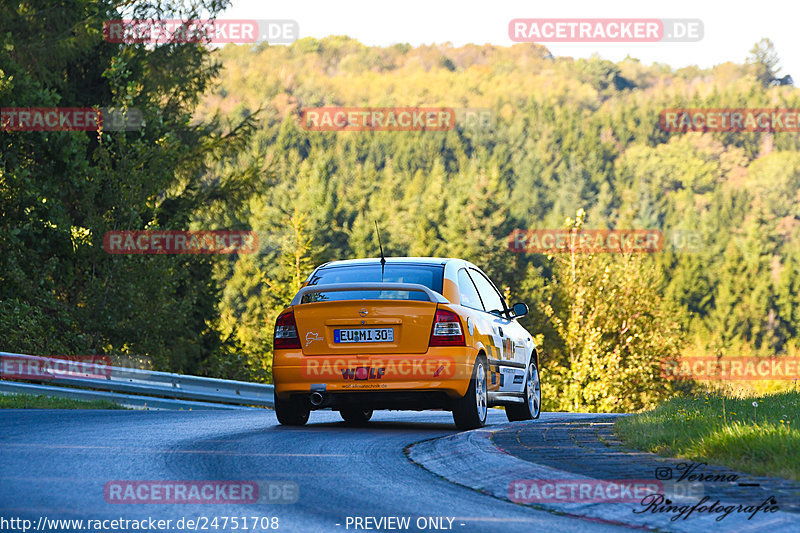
[429, 308, 465, 346]
[274, 310, 301, 349]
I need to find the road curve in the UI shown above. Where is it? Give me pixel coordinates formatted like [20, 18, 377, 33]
[0, 409, 632, 532]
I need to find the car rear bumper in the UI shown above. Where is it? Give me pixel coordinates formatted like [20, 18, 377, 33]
[273, 347, 477, 403]
[283, 390, 457, 411]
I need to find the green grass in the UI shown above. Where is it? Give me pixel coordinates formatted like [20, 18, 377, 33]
[0, 393, 126, 409]
[615, 390, 800, 481]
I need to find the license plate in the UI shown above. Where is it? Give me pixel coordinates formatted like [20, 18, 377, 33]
[334, 328, 394, 343]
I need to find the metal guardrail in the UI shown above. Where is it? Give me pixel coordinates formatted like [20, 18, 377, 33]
[0, 351, 274, 409]
[0, 381, 250, 410]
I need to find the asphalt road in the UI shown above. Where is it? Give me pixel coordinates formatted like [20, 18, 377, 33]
[0, 409, 633, 533]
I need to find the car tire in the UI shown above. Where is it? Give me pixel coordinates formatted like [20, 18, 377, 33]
[275, 395, 310, 426]
[452, 356, 488, 430]
[505, 361, 541, 422]
[340, 408, 373, 425]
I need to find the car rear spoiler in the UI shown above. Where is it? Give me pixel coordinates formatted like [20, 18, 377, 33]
[289, 282, 450, 306]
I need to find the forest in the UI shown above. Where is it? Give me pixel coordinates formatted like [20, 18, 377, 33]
[2, 0, 799, 412]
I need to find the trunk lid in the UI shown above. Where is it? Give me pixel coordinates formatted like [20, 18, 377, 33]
[293, 300, 438, 355]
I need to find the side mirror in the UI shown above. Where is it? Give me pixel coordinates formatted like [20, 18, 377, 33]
[511, 302, 528, 318]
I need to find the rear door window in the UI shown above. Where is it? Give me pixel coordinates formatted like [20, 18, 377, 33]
[458, 268, 483, 310]
[468, 268, 507, 316]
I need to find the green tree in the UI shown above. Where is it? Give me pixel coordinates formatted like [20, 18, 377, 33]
[539, 210, 684, 412]
[747, 38, 783, 87]
[0, 0, 257, 372]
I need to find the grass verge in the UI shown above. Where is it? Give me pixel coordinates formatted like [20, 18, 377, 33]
[615, 390, 800, 481]
[0, 393, 126, 409]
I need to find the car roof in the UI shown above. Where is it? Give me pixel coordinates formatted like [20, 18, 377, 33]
[316, 257, 455, 268]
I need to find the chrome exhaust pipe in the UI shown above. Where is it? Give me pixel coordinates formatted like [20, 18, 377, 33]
[309, 391, 325, 407]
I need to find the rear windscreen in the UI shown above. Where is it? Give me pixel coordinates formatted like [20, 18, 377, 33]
[302, 264, 444, 302]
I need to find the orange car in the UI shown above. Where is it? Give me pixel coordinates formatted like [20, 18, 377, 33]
[272, 257, 541, 429]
